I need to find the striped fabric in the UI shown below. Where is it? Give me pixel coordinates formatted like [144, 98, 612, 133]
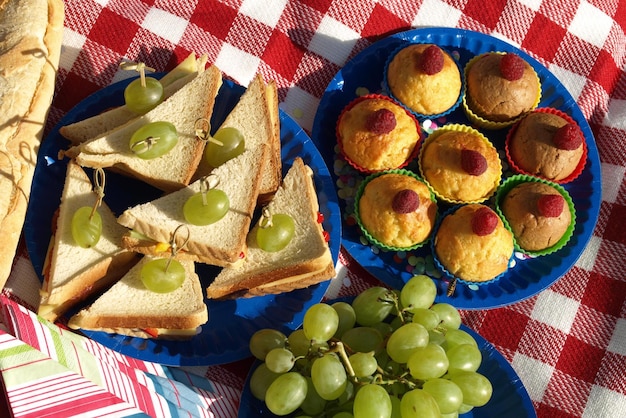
[0, 296, 239, 418]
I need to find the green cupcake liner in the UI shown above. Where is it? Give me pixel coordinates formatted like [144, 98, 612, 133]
[494, 174, 576, 257]
[354, 169, 438, 252]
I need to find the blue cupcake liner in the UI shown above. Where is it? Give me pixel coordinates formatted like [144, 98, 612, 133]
[430, 204, 514, 289]
[383, 42, 465, 121]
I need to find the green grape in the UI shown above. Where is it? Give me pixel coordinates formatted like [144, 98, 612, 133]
[300, 376, 327, 416]
[183, 189, 229, 226]
[370, 321, 394, 339]
[256, 213, 295, 252]
[412, 308, 441, 330]
[407, 343, 449, 380]
[333, 413, 353, 418]
[265, 347, 295, 373]
[400, 275, 437, 311]
[249, 362, 280, 401]
[386, 323, 429, 363]
[352, 286, 395, 326]
[332, 301, 356, 339]
[129, 121, 178, 159]
[311, 353, 347, 401]
[205, 126, 245, 167]
[71, 206, 102, 248]
[353, 383, 392, 418]
[428, 329, 446, 346]
[430, 303, 462, 330]
[303, 303, 339, 342]
[124, 76, 164, 113]
[422, 378, 464, 414]
[441, 412, 460, 418]
[443, 328, 478, 351]
[288, 329, 310, 357]
[389, 395, 402, 418]
[458, 403, 474, 414]
[400, 389, 441, 418]
[341, 327, 383, 354]
[446, 343, 482, 373]
[140, 258, 185, 293]
[337, 381, 355, 406]
[249, 329, 287, 360]
[265, 372, 308, 416]
[448, 371, 492, 407]
[348, 352, 378, 378]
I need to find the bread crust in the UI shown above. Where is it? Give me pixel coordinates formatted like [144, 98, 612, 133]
[0, 0, 64, 290]
[206, 158, 336, 299]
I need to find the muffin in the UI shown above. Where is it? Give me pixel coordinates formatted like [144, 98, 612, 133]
[336, 94, 421, 173]
[506, 108, 586, 183]
[497, 176, 575, 255]
[385, 43, 463, 117]
[463, 51, 541, 128]
[355, 170, 438, 250]
[419, 124, 502, 204]
[433, 204, 514, 283]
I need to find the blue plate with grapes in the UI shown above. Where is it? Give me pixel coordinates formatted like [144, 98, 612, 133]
[24, 75, 342, 366]
[311, 27, 601, 309]
[238, 296, 536, 417]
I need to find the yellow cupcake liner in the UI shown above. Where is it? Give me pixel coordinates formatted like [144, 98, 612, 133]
[494, 174, 576, 257]
[462, 52, 542, 130]
[418, 123, 503, 205]
[354, 169, 438, 252]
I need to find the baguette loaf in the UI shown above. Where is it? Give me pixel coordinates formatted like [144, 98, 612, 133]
[0, 0, 64, 290]
[118, 73, 275, 266]
[206, 157, 336, 299]
[38, 161, 139, 323]
[68, 255, 208, 339]
[59, 52, 209, 145]
[63, 65, 223, 192]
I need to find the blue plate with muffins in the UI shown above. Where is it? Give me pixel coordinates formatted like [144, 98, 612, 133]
[311, 27, 601, 309]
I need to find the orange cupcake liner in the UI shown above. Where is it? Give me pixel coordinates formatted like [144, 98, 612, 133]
[504, 107, 588, 184]
[336, 94, 423, 174]
[418, 123, 502, 205]
[462, 52, 542, 130]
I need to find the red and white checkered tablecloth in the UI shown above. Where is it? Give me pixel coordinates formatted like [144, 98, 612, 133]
[2, 1, 625, 417]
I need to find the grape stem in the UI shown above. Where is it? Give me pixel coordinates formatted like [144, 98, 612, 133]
[328, 340, 359, 384]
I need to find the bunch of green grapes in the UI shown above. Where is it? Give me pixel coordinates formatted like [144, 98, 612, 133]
[248, 275, 493, 417]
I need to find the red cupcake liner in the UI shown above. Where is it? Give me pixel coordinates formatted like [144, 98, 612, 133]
[504, 107, 588, 184]
[336, 94, 423, 174]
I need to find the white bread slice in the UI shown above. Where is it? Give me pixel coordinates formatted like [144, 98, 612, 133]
[67, 255, 208, 339]
[206, 157, 336, 299]
[38, 160, 140, 323]
[63, 65, 223, 192]
[257, 78, 282, 204]
[117, 75, 274, 266]
[59, 52, 208, 145]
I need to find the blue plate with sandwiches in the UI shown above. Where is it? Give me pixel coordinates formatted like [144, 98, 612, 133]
[24, 72, 341, 366]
